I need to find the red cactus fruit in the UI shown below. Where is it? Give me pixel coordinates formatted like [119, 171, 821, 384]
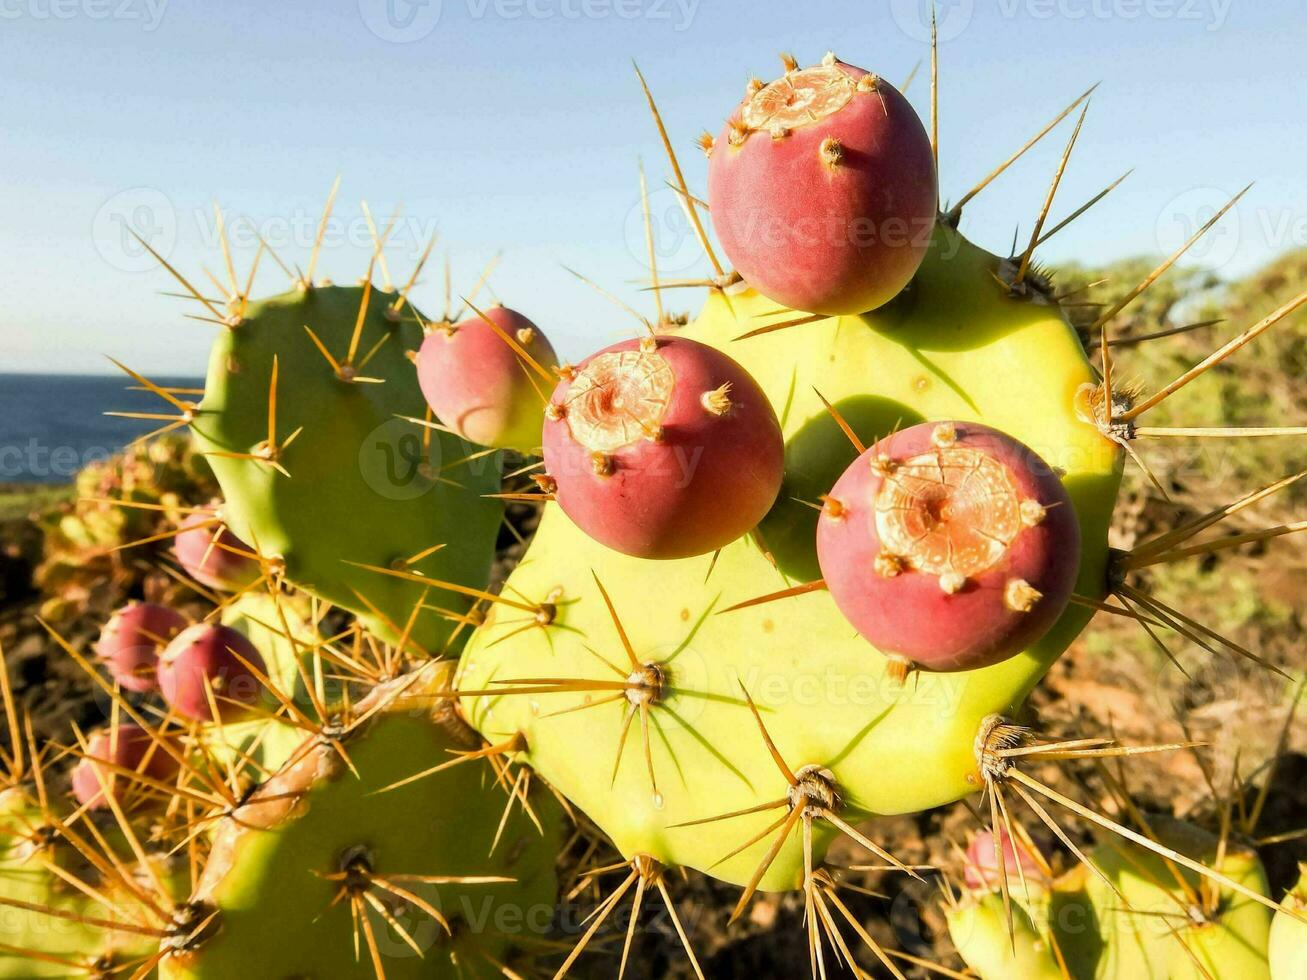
[541, 335, 784, 559]
[705, 52, 937, 316]
[416, 304, 559, 452]
[964, 828, 1047, 891]
[816, 421, 1080, 678]
[95, 602, 188, 693]
[157, 623, 266, 723]
[175, 509, 263, 592]
[71, 723, 179, 810]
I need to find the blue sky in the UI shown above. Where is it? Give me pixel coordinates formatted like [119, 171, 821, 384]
[1, 0, 1303, 374]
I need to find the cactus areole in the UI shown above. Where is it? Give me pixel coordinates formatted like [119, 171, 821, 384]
[817, 421, 1081, 676]
[542, 334, 784, 559]
[707, 54, 937, 316]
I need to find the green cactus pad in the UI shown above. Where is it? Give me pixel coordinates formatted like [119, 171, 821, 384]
[1064, 818, 1272, 980]
[190, 284, 503, 654]
[206, 591, 325, 776]
[458, 226, 1123, 891]
[946, 891, 1064, 980]
[159, 664, 563, 979]
[952, 817, 1274, 980]
[1269, 864, 1307, 980]
[951, 820, 1275, 980]
[0, 789, 188, 977]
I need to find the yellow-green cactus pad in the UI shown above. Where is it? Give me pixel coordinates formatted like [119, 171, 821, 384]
[459, 227, 1122, 890]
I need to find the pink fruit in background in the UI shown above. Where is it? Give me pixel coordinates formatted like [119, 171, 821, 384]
[157, 623, 266, 723]
[542, 335, 784, 559]
[95, 602, 188, 693]
[964, 828, 1048, 891]
[816, 421, 1080, 678]
[71, 723, 180, 810]
[175, 508, 263, 592]
[705, 52, 937, 316]
[416, 305, 559, 452]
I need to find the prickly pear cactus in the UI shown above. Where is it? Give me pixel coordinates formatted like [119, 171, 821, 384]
[11, 29, 1305, 980]
[209, 590, 325, 774]
[949, 817, 1275, 980]
[458, 224, 1120, 888]
[0, 788, 190, 978]
[946, 892, 1063, 980]
[158, 664, 563, 979]
[190, 281, 503, 653]
[1270, 864, 1307, 980]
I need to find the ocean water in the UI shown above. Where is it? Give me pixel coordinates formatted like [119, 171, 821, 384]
[0, 374, 205, 484]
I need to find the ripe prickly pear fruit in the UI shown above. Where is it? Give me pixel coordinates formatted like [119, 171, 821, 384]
[416, 304, 558, 452]
[175, 510, 263, 592]
[963, 828, 1047, 892]
[157, 623, 266, 723]
[96, 602, 188, 693]
[71, 723, 179, 809]
[542, 334, 784, 558]
[816, 421, 1080, 677]
[706, 52, 936, 316]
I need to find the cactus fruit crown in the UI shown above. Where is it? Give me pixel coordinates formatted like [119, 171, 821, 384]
[10, 34, 1305, 980]
[562, 339, 673, 450]
[870, 425, 1031, 583]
